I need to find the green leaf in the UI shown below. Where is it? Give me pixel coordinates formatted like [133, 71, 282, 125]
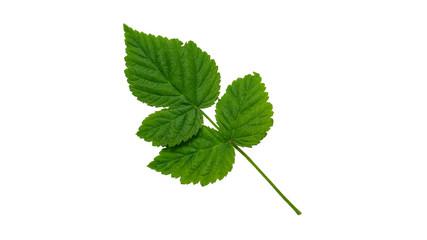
[123, 24, 220, 108]
[215, 72, 273, 147]
[136, 105, 203, 147]
[148, 126, 235, 186]
[124, 25, 301, 214]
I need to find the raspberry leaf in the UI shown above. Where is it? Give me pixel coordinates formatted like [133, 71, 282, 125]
[124, 24, 220, 108]
[137, 105, 203, 147]
[215, 73, 274, 147]
[148, 126, 235, 186]
[124, 24, 301, 215]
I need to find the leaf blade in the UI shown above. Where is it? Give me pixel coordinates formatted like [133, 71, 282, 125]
[124, 24, 220, 108]
[124, 24, 186, 107]
[215, 72, 273, 147]
[137, 105, 203, 147]
[148, 126, 235, 186]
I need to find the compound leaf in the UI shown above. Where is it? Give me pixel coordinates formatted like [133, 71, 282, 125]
[123, 24, 301, 214]
[124, 24, 220, 108]
[137, 105, 203, 147]
[148, 126, 235, 186]
[215, 72, 273, 147]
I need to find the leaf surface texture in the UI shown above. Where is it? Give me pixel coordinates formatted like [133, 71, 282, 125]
[137, 105, 203, 147]
[215, 73, 273, 147]
[148, 126, 235, 186]
[124, 24, 220, 108]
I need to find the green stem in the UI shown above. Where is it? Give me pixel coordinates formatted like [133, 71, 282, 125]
[198, 108, 301, 215]
[198, 108, 220, 130]
[233, 144, 302, 215]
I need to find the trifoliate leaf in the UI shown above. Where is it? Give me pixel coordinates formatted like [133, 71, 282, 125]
[136, 105, 203, 147]
[215, 72, 273, 147]
[123, 24, 220, 108]
[148, 126, 235, 186]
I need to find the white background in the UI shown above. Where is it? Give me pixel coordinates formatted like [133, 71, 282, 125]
[1, 0, 426, 239]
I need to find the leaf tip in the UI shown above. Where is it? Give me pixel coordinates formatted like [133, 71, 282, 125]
[146, 161, 154, 170]
[123, 23, 131, 32]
